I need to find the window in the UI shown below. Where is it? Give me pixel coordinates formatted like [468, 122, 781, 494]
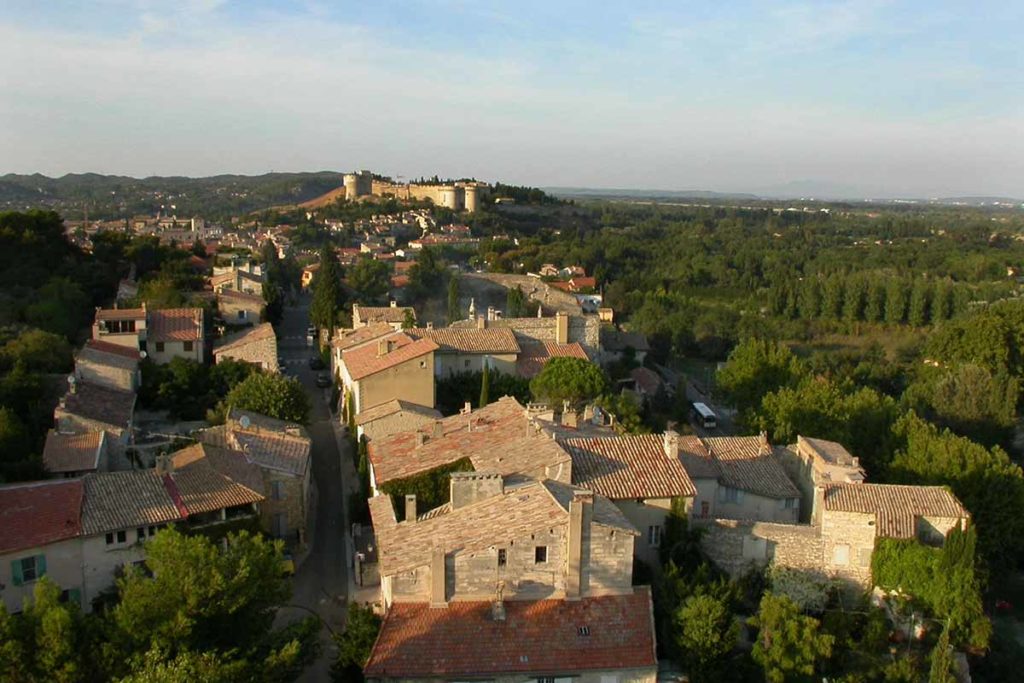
[60, 588, 81, 605]
[534, 546, 547, 564]
[464, 359, 471, 368]
[105, 532, 114, 545]
[238, 310, 246, 320]
[271, 481, 285, 501]
[155, 342, 165, 353]
[832, 544, 851, 567]
[700, 501, 710, 518]
[647, 525, 663, 547]
[148, 526, 157, 537]
[497, 548, 507, 567]
[137, 527, 145, 542]
[784, 498, 797, 509]
[273, 513, 288, 538]
[183, 341, 193, 352]
[419, 360, 427, 368]
[719, 487, 742, 504]
[117, 530, 127, 544]
[11, 555, 45, 585]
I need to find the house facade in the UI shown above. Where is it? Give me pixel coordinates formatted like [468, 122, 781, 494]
[354, 399, 442, 442]
[353, 302, 415, 331]
[91, 305, 206, 365]
[75, 339, 142, 392]
[338, 333, 437, 418]
[405, 326, 520, 377]
[213, 322, 279, 373]
[217, 289, 264, 326]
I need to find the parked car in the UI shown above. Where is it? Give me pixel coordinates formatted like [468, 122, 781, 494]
[315, 372, 331, 388]
[308, 355, 325, 370]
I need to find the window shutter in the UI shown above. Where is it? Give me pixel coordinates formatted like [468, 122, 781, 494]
[11, 560, 23, 586]
[37, 554, 47, 578]
[68, 588, 81, 605]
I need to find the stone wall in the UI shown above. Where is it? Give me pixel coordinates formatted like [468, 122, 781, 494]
[357, 353, 435, 414]
[360, 409, 439, 442]
[218, 296, 262, 326]
[434, 352, 517, 378]
[214, 335, 278, 373]
[699, 519, 824, 578]
[447, 525, 567, 601]
[259, 471, 308, 543]
[583, 523, 635, 596]
[76, 357, 138, 392]
[819, 510, 877, 587]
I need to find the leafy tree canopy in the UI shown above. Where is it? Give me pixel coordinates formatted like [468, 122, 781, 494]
[220, 372, 311, 424]
[529, 357, 608, 410]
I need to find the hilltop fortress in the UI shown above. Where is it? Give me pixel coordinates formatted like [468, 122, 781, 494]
[342, 170, 485, 213]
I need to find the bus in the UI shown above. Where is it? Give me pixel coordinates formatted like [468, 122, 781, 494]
[691, 402, 717, 430]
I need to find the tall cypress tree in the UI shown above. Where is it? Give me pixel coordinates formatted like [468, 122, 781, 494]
[479, 361, 490, 407]
[310, 245, 344, 337]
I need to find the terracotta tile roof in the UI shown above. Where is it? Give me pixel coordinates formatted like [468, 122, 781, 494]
[368, 397, 571, 486]
[563, 435, 697, 500]
[601, 329, 650, 353]
[823, 483, 969, 539]
[79, 339, 142, 369]
[698, 436, 799, 499]
[169, 443, 265, 514]
[59, 382, 136, 430]
[81, 470, 183, 535]
[342, 334, 438, 381]
[569, 276, 597, 290]
[369, 478, 634, 576]
[516, 341, 589, 378]
[0, 480, 83, 554]
[331, 323, 395, 351]
[355, 304, 414, 324]
[42, 430, 105, 474]
[407, 327, 521, 354]
[230, 431, 311, 477]
[148, 308, 203, 342]
[390, 274, 410, 288]
[630, 367, 664, 395]
[95, 307, 146, 322]
[214, 322, 276, 355]
[355, 399, 441, 427]
[675, 436, 718, 479]
[365, 589, 657, 678]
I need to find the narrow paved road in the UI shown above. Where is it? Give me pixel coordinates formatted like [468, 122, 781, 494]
[275, 293, 351, 680]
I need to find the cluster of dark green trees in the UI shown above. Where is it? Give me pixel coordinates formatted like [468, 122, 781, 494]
[0, 528, 320, 682]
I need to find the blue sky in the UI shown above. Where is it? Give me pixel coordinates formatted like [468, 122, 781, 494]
[1, 1, 1021, 197]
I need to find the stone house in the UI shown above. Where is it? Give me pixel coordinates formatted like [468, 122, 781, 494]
[217, 289, 264, 326]
[367, 397, 573, 497]
[699, 483, 970, 591]
[369, 475, 637, 606]
[338, 332, 438, 419]
[213, 323, 279, 372]
[209, 268, 264, 296]
[74, 339, 142, 392]
[774, 435, 866, 523]
[42, 430, 109, 478]
[329, 323, 394, 382]
[405, 326, 521, 377]
[353, 302, 415, 331]
[198, 410, 313, 545]
[452, 311, 601, 359]
[679, 434, 801, 524]
[562, 432, 698, 567]
[600, 329, 651, 366]
[54, 381, 136, 458]
[354, 399, 442, 442]
[92, 305, 206, 365]
[0, 480, 85, 613]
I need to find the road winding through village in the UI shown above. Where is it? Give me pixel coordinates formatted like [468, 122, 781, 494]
[276, 293, 353, 680]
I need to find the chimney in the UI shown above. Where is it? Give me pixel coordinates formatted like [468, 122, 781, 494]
[563, 410, 578, 429]
[416, 432, 427, 448]
[476, 316, 486, 330]
[405, 494, 417, 522]
[390, 300, 397, 308]
[377, 339, 388, 357]
[450, 471, 503, 510]
[487, 306, 496, 321]
[426, 321, 434, 330]
[430, 546, 447, 608]
[461, 402, 472, 415]
[566, 491, 593, 599]
[555, 311, 569, 344]
[155, 453, 174, 477]
[663, 429, 680, 458]
[432, 420, 444, 439]
[492, 582, 507, 621]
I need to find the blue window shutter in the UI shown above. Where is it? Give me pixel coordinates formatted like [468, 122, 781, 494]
[37, 554, 47, 578]
[11, 560, 23, 586]
[68, 588, 81, 605]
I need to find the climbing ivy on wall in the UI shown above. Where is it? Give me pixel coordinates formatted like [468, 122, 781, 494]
[378, 457, 474, 520]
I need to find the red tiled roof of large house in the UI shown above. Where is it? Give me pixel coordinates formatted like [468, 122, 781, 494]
[342, 334, 438, 381]
[82, 339, 144, 362]
[364, 588, 657, 679]
[0, 480, 83, 554]
[407, 327, 521, 354]
[823, 483, 969, 539]
[516, 341, 589, 378]
[169, 443, 265, 514]
[562, 435, 698, 500]
[368, 397, 571, 486]
[331, 323, 395, 351]
[148, 308, 203, 342]
[42, 430, 106, 474]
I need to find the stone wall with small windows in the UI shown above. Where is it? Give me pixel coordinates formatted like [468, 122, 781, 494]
[259, 471, 308, 545]
[698, 519, 824, 578]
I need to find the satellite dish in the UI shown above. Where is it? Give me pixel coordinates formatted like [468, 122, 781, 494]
[66, 374, 76, 386]
[139, 350, 148, 359]
[239, 415, 251, 429]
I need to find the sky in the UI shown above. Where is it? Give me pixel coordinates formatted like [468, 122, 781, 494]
[1, 0, 1022, 197]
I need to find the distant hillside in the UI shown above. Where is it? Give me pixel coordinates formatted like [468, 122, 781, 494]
[545, 186, 760, 202]
[0, 171, 344, 220]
